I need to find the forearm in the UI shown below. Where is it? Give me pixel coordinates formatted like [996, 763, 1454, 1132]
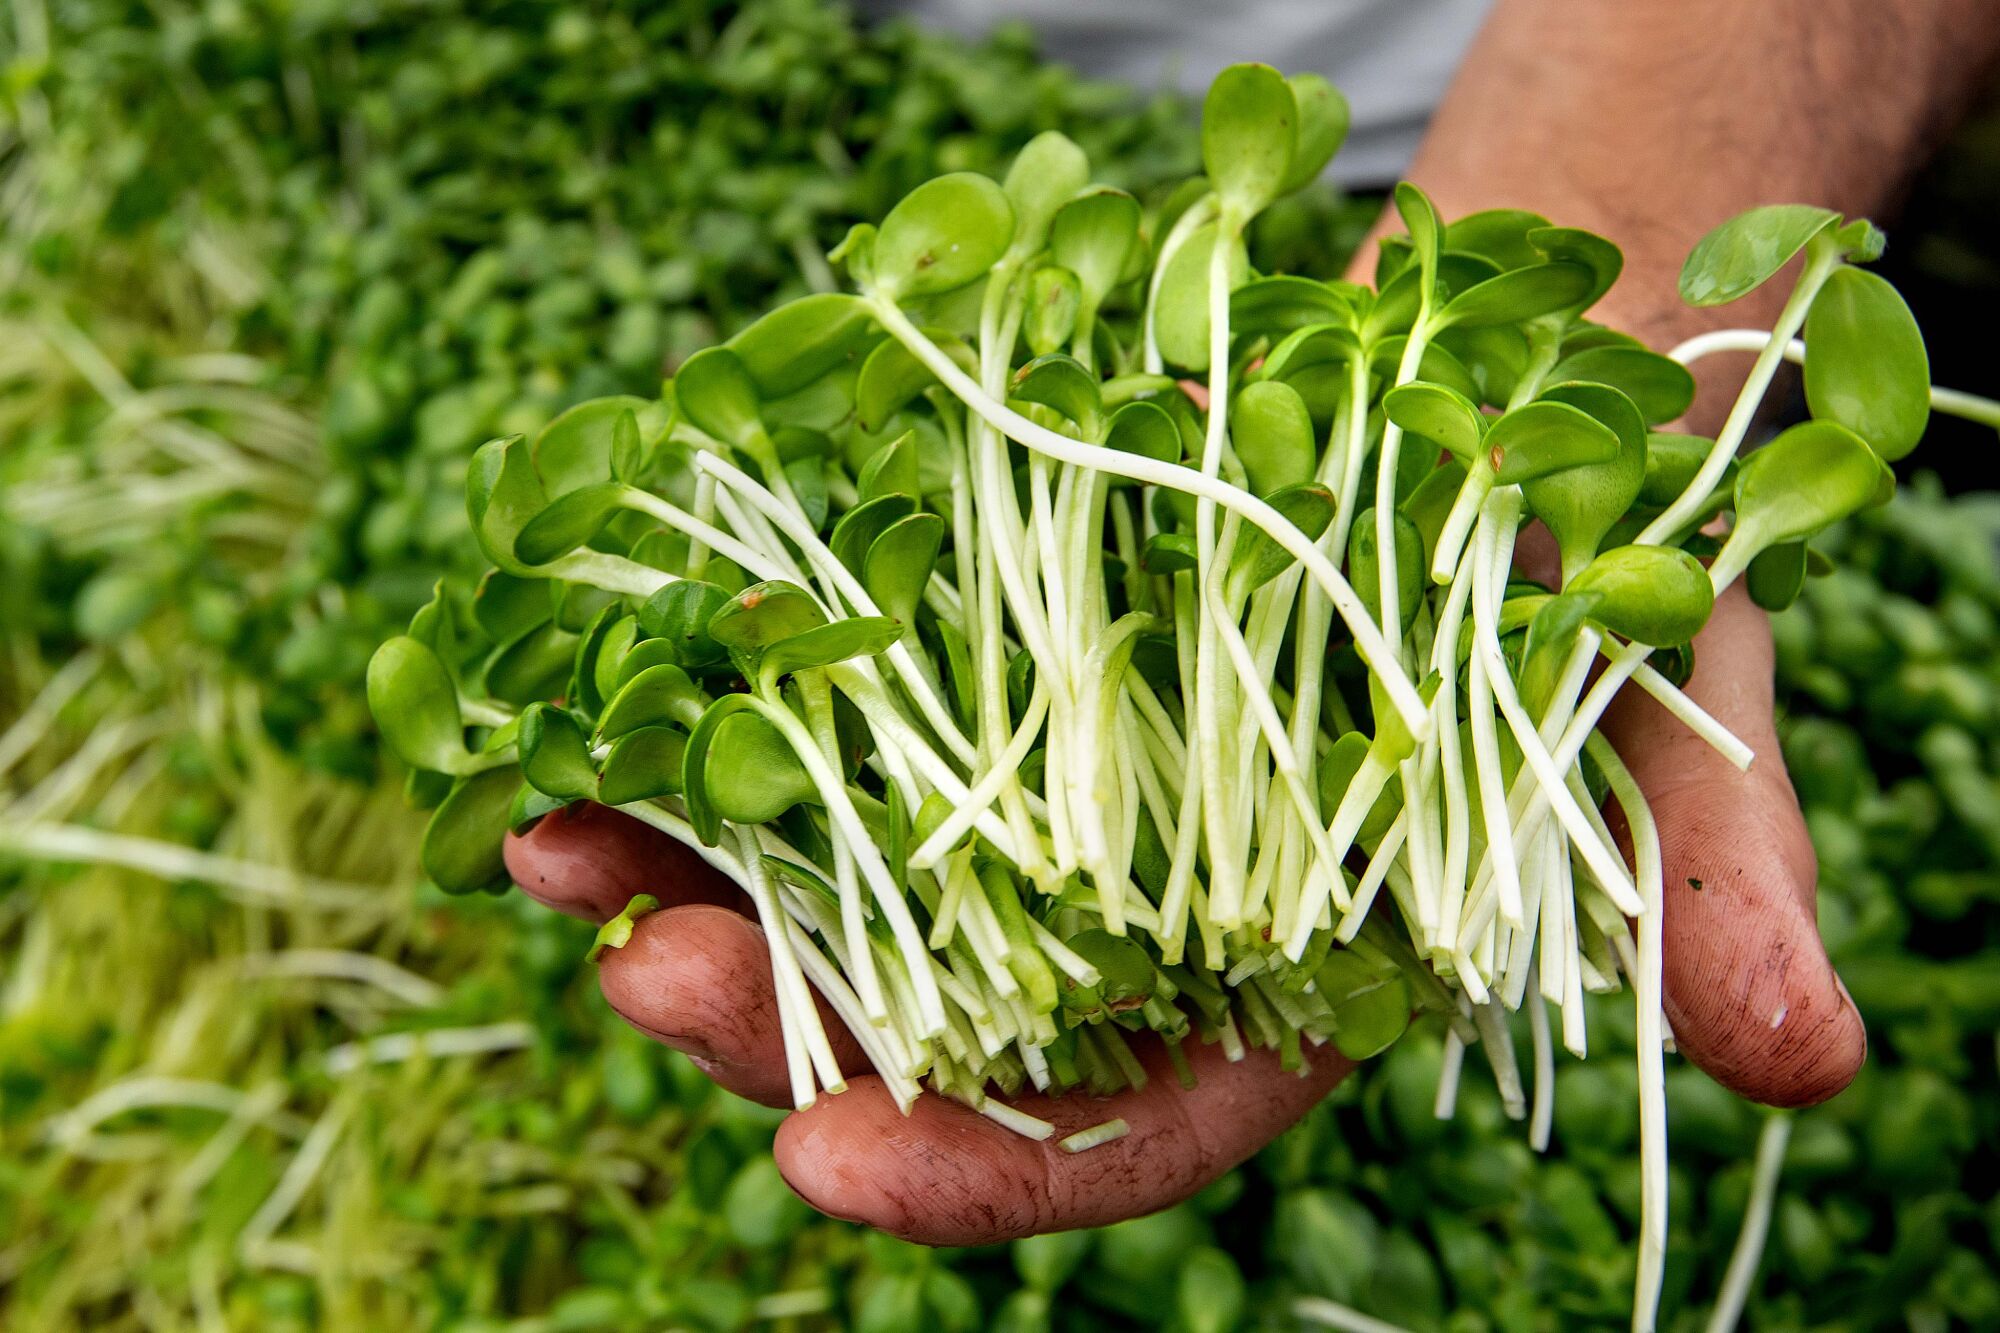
[1368, 0, 2000, 371]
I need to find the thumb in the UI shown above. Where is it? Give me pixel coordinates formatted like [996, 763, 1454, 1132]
[1602, 582, 1865, 1106]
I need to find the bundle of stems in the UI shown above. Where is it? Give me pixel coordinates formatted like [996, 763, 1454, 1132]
[370, 65, 1988, 1332]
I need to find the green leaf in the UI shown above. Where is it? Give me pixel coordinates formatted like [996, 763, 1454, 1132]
[873, 172, 1014, 299]
[566, 603, 625, 717]
[830, 494, 918, 574]
[827, 221, 877, 287]
[513, 482, 627, 566]
[1484, 400, 1621, 485]
[598, 728, 689, 806]
[613, 637, 682, 692]
[610, 409, 642, 482]
[783, 455, 828, 530]
[855, 332, 974, 432]
[707, 581, 827, 656]
[1432, 262, 1596, 331]
[1230, 276, 1353, 338]
[1151, 222, 1249, 372]
[727, 293, 877, 398]
[857, 430, 922, 502]
[422, 768, 518, 895]
[508, 783, 564, 835]
[587, 895, 662, 962]
[1679, 204, 1839, 307]
[674, 346, 767, 455]
[1518, 592, 1598, 716]
[1367, 337, 1482, 404]
[864, 512, 945, 623]
[1227, 482, 1336, 597]
[1143, 532, 1199, 574]
[1524, 382, 1649, 582]
[638, 579, 731, 670]
[518, 704, 599, 802]
[1569, 545, 1715, 645]
[1443, 209, 1553, 271]
[533, 395, 662, 496]
[1202, 63, 1296, 219]
[1023, 266, 1082, 357]
[761, 617, 903, 680]
[1316, 733, 1401, 844]
[1400, 458, 1469, 560]
[1638, 432, 1721, 506]
[1435, 325, 1529, 407]
[934, 619, 977, 731]
[597, 662, 706, 743]
[1727, 419, 1887, 555]
[681, 695, 757, 844]
[1104, 400, 1183, 466]
[1383, 382, 1485, 464]
[1346, 509, 1424, 629]
[702, 709, 819, 826]
[1259, 322, 1363, 383]
[1746, 540, 1808, 613]
[483, 622, 575, 706]
[1804, 265, 1929, 461]
[1545, 347, 1695, 426]
[467, 435, 551, 575]
[1436, 251, 1505, 301]
[1527, 227, 1623, 312]
[1009, 353, 1102, 438]
[1319, 951, 1412, 1060]
[1049, 188, 1141, 312]
[368, 636, 473, 775]
[1003, 131, 1091, 259]
[1058, 929, 1156, 1017]
[1231, 380, 1316, 494]
[1393, 183, 1443, 292]
[1280, 72, 1350, 194]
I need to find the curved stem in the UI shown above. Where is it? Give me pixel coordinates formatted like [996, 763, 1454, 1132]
[865, 294, 1432, 740]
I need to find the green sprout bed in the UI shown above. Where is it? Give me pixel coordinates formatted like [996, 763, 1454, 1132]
[8, 5, 2000, 1331]
[367, 65, 1994, 1332]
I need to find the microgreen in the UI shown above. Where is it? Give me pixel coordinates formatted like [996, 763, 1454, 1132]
[361, 61, 1996, 1333]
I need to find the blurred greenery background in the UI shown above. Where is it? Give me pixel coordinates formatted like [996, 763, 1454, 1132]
[1, 3, 1995, 1329]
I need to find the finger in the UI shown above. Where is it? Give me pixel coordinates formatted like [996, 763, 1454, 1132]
[774, 1036, 1348, 1246]
[502, 802, 747, 924]
[1602, 582, 1866, 1106]
[597, 904, 868, 1108]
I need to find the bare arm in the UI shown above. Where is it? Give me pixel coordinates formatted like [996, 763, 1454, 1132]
[1356, 0, 2000, 1104]
[1401, 0, 2000, 357]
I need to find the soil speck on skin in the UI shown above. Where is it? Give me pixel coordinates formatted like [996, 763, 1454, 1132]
[1687, 877, 1704, 892]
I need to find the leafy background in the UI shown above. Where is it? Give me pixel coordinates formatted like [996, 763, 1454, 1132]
[0, 2, 1994, 1329]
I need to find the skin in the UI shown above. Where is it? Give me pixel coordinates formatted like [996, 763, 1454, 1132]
[506, 0, 2000, 1246]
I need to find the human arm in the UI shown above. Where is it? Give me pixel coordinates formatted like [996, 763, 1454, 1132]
[1363, 0, 2000, 1104]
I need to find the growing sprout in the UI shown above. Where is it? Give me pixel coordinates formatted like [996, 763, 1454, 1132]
[369, 63, 2000, 1333]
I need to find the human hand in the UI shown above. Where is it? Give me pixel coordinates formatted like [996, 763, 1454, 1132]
[504, 808, 1348, 1245]
[503, 575, 1863, 1245]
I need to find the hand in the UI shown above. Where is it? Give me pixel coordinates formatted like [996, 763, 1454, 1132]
[504, 807, 1347, 1245]
[503, 571, 1863, 1245]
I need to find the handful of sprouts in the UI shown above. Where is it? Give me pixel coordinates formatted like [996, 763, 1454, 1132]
[369, 65, 1976, 1330]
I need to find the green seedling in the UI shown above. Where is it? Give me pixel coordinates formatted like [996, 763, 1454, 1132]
[366, 64, 1997, 1333]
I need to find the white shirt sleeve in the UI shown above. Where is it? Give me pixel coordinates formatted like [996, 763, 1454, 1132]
[855, 0, 1494, 186]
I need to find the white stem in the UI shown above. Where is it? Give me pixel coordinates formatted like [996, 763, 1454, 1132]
[695, 450, 978, 767]
[1589, 733, 1670, 1333]
[1705, 1112, 1794, 1333]
[866, 295, 1432, 739]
